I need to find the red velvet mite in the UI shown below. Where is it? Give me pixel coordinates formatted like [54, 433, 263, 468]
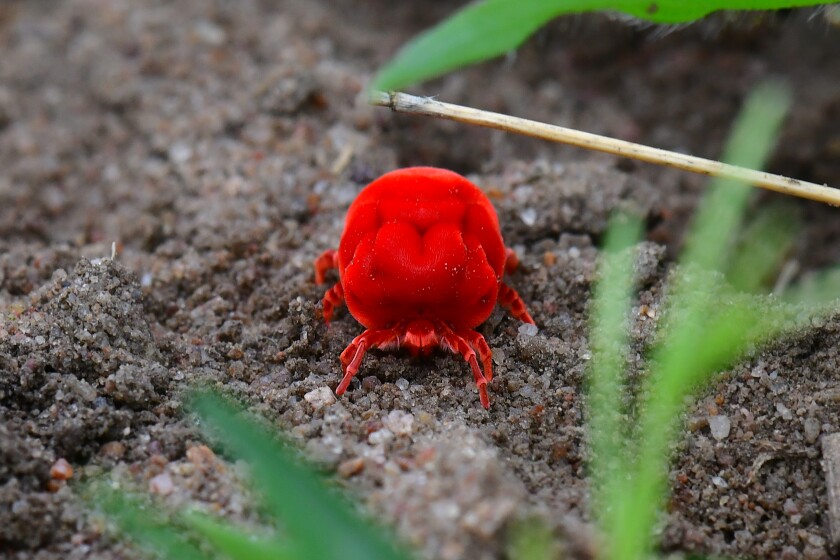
[314, 167, 535, 409]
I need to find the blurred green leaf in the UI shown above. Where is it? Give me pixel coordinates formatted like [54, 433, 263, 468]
[586, 81, 840, 560]
[724, 204, 798, 293]
[188, 389, 410, 560]
[587, 212, 643, 538]
[90, 390, 410, 560]
[372, 0, 831, 91]
[507, 517, 559, 560]
[677, 81, 791, 276]
[785, 268, 840, 306]
[608, 80, 793, 560]
[93, 485, 208, 560]
[179, 510, 294, 560]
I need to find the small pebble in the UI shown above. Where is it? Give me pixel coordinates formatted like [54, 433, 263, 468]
[520, 208, 537, 226]
[492, 348, 506, 365]
[149, 473, 174, 496]
[368, 428, 394, 445]
[194, 20, 226, 45]
[518, 385, 536, 400]
[337, 457, 365, 478]
[50, 458, 73, 481]
[711, 475, 728, 488]
[803, 417, 821, 444]
[383, 410, 414, 436]
[100, 441, 126, 459]
[776, 402, 793, 421]
[361, 376, 381, 391]
[186, 445, 217, 468]
[518, 323, 539, 337]
[708, 415, 731, 441]
[168, 142, 193, 164]
[304, 386, 336, 410]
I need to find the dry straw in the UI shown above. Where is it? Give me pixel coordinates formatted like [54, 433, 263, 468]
[370, 91, 840, 207]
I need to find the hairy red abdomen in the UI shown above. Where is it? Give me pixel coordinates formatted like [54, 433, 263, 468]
[338, 167, 505, 330]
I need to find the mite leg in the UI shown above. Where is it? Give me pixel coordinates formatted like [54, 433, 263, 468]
[336, 328, 400, 396]
[321, 282, 344, 324]
[314, 249, 339, 284]
[462, 329, 494, 382]
[498, 283, 535, 325]
[441, 329, 490, 409]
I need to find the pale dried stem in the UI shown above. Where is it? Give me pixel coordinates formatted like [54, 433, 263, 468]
[370, 91, 840, 207]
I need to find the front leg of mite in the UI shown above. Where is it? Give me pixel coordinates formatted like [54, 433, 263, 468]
[440, 328, 490, 409]
[461, 329, 494, 382]
[336, 327, 401, 396]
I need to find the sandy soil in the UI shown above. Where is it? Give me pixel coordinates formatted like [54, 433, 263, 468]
[2, 1, 840, 559]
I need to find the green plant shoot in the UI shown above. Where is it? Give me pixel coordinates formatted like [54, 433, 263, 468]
[89, 389, 410, 560]
[587, 80, 840, 560]
[372, 0, 834, 91]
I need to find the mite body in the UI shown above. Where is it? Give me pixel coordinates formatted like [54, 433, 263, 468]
[315, 167, 534, 408]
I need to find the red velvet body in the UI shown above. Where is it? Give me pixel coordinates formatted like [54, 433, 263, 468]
[337, 167, 505, 330]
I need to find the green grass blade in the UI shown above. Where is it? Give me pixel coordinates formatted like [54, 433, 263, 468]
[188, 389, 410, 560]
[506, 517, 558, 560]
[678, 81, 791, 275]
[625, 0, 832, 21]
[372, 0, 831, 91]
[783, 267, 840, 306]
[724, 204, 798, 293]
[179, 511, 296, 560]
[372, 0, 565, 92]
[587, 212, 643, 542]
[601, 82, 791, 560]
[91, 484, 209, 560]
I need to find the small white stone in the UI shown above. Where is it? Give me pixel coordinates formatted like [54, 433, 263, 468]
[492, 348, 506, 365]
[382, 410, 414, 436]
[711, 475, 728, 488]
[803, 417, 821, 444]
[708, 415, 731, 441]
[395, 378, 410, 391]
[194, 20, 226, 46]
[304, 387, 336, 410]
[149, 473, 174, 496]
[518, 323, 539, 337]
[775, 402, 793, 421]
[518, 385, 536, 400]
[520, 208, 537, 227]
[430, 500, 460, 521]
[168, 142, 192, 164]
[368, 428, 394, 445]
